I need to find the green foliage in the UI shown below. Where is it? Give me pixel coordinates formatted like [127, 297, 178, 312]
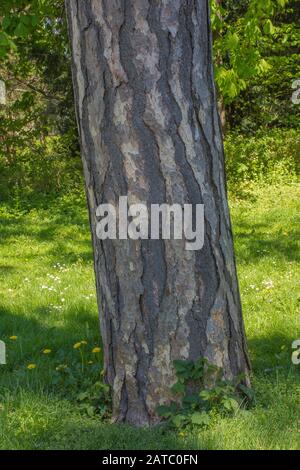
[0, 0, 78, 206]
[52, 343, 111, 419]
[228, 4, 300, 131]
[0, 1, 41, 57]
[157, 358, 252, 429]
[0, 134, 82, 206]
[212, 0, 290, 103]
[76, 381, 110, 418]
[225, 128, 299, 193]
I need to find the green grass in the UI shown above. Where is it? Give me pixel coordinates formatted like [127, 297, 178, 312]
[0, 183, 299, 450]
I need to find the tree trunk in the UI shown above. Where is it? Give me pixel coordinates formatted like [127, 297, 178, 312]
[65, 0, 250, 426]
[213, 0, 227, 133]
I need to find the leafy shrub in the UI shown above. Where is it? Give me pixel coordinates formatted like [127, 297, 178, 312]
[157, 358, 253, 429]
[225, 128, 299, 193]
[0, 134, 83, 208]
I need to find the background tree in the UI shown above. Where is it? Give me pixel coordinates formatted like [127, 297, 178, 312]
[65, 0, 250, 425]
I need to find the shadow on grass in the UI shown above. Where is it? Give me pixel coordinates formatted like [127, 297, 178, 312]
[33, 420, 202, 451]
[1, 301, 298, 393]
[248, 332, 298, 373]
[0, 265, 16, 274]
[233, 219, 300, 264]
[0, 303, 99, 349]
[0, 210, 93, 266]
[2, 298, 298, 380]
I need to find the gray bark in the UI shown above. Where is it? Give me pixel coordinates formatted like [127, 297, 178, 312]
[65, 0, 250, 426]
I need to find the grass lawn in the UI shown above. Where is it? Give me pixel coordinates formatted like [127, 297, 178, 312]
[0, 183, 299, 450]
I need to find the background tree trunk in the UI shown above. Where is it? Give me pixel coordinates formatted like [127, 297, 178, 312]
[66, 0, 250, 426]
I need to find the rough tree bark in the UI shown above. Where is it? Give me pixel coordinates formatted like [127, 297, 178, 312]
[65, 0, 250, 426]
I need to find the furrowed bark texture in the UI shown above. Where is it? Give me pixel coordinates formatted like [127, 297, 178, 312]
[66, 0, 250, 426]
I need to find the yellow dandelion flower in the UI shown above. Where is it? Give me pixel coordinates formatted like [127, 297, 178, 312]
[27, 364, 36, 370]
[81, 341, 87, 345]
[92, 347, 101, 354]
[43, 349, 51, 355]
[10, 336, 17, 341]
[73, 342, 82, 349]
[56, 364, 68, 371]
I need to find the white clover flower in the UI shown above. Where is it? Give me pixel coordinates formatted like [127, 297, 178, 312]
[262, 279, 274, 289]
